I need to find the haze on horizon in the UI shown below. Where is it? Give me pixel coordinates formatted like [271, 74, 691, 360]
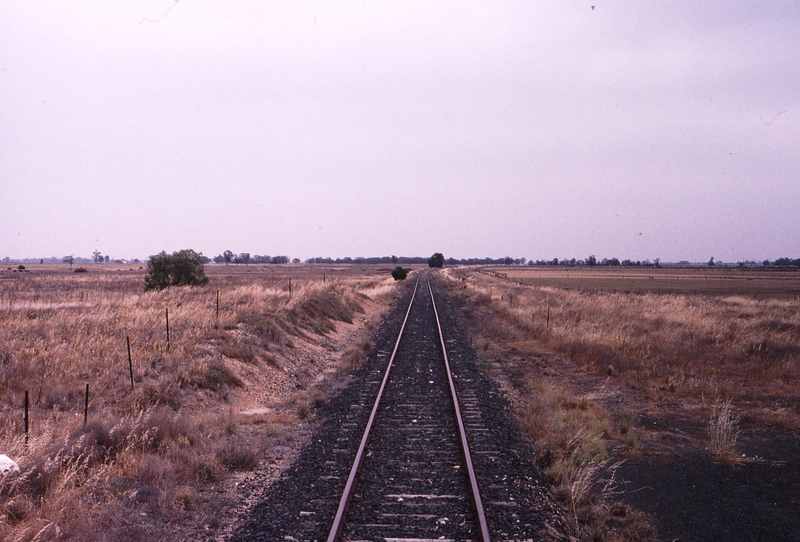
[2, 1, 798, 263]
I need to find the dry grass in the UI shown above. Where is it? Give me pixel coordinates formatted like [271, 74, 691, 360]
[439, 266, 800, 541]
[444, 267, 800, 424]
[708, 399, 740, 462]
[0, 264, 396, 540]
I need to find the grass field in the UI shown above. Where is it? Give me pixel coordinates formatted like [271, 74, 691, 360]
[457, 265, 800, 426]
[489, 265, 800, 299]
[4, 262, 797, 541]
[0, 263, 397, 541]
[442, 265, 800, 540]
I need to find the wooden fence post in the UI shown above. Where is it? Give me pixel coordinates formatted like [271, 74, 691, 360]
[127, 336, 134, 391]
[24, 390, 29, 447]
[84, 384, 89, 427]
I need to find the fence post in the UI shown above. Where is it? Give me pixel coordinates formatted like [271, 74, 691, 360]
[216, 290, 220, 319]
[84, 384, 89, 427]
[127, 336, 134, 391]
[165, 308, 170, 351]
[24, 390, 29, 447]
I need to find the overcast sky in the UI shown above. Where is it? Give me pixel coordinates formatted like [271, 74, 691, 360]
[2, 1, 798, 262]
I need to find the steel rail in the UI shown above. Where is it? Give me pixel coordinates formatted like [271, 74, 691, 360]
[428, 275, 492, 542]
[326, 274, 421, 542]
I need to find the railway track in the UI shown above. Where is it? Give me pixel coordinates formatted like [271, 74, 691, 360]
[327, 274, 489, 541]
[230, 272, 568, 542]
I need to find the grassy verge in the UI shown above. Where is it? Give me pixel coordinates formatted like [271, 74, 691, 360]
[0, 265, 396, 540]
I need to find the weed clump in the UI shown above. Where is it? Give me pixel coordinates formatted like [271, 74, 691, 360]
[182, 359, 243, 391]
[709, 399, 740, 461]
[216, 439, 259, 471]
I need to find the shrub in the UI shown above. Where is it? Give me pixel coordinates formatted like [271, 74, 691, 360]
[216, 439, 259, 471]
[144, 249, 209, 291]
[73, 267, 88, 273]
[428, 253, 444, 268]
[391, 266, 409, 280]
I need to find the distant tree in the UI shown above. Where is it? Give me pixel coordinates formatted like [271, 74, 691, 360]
[223, 250, 234, 266]
[428, 253, 444, 268]
[391, 266, 409, 280]
[63, 255, 74, 268]
[503, 256, 513, 266]
[391, 255, 398, 264]
[708, 256, 715, 266]
[93, 250, 103, 263]
[773, 257, 800, 267]
[654, 258, 661, 268]
[144, 249, 210, 292]
[607, 257, 620, 266]
[104, 255, 110, 263]
[239, 252, 251, 265]
[292, 258, 301, 264]
[586, 255, 597, 266]
[272, 255, 289, 264]
[213, 254, 225, 264]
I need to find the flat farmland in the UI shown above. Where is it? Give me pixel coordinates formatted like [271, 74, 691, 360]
[488, 265, 800, 299]
[443, 265, 800, 541]
[0, 263, 398, 541]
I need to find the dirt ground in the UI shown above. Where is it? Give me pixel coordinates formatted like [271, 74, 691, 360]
[457, 301, 800, 541]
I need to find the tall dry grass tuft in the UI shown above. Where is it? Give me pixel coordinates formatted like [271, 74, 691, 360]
[708, 399, 740, 462]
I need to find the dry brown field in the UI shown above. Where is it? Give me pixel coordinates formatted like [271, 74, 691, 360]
[493, 265, 800, 299]
[441, 265, 800, 540]
[0, 263, 398, 541]
[4, 262, 798, 541]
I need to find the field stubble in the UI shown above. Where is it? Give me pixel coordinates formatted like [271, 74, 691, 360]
[0, 264, 398, 541]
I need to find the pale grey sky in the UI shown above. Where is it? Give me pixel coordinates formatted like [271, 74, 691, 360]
[2, 1, 798, 262]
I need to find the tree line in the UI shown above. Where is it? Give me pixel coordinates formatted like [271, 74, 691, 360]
[211, 251, 294, 265]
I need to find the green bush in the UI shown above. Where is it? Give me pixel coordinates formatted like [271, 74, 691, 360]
[428, 253, 444, 268]
[144, 249, 209, 291]
[391, 266, 409, 280]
